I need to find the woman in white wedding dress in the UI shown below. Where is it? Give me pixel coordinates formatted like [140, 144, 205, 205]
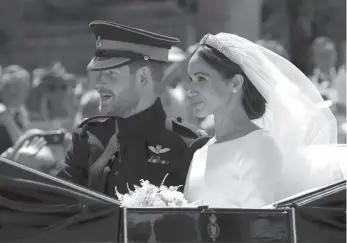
[184, 33, 345, 208]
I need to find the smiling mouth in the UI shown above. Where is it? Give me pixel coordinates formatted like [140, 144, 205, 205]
[99, 93, 113, 101]
[191, 100, 203, 105]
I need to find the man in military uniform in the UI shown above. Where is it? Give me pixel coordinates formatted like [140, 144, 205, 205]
[57, 21, 208, 197]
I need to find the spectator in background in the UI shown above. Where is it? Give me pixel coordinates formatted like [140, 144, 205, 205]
[1, 128, 71, 176]
[74, 89, 100, 127]
[332, 40, 347, 144]
[27, 63, 77, 131]
[161, 46, 191, 121]
[160, 44, 215, 135]
[168, 46, 186, 63]
[73, 76, 90, 105]
[1, 65, 31, 128]
[160, 45, 209, 135]
[334, 40, 346, 107]
[329, 103, 347, 144]
[255, 39, 289, 59]
[39, 67, 75, 120]
[0, 65, 31, 153]
[309, 37, 338, 101]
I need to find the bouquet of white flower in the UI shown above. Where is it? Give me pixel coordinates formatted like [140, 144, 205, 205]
[115, 174, 200, 207]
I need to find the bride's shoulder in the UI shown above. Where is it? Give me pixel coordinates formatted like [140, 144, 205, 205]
[253, 130, 282, 159]
[251, 129, 276, 144]
[243, 130, 281, 156]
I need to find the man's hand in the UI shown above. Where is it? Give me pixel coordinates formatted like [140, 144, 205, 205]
[13, 137, 47, 167]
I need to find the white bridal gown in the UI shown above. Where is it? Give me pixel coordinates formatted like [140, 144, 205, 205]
[184, 130, 283, 208]
[184, 129, 346, 208]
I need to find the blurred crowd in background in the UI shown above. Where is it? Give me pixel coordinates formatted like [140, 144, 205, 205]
[0, 35, 345, 176]
[0, 0, 347, 178]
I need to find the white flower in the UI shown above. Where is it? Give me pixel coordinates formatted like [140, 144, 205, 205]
[153, 198, 167, 207]
[159, 190, 174, 202]
[122, 193, 137, 207]
[115, 178, 194, 208]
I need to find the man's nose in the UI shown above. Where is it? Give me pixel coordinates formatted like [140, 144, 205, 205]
[95, 78, 109, 88]
[95, 83, 103, 89]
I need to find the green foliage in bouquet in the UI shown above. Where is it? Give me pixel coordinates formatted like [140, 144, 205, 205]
[116, 174, 197, 207]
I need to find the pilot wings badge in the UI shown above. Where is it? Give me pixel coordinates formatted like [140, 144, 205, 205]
[148, 145, 170, 164]
[207, 214, 220, 242]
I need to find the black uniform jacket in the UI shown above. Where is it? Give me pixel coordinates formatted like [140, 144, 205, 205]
[57, 99, 208, 197]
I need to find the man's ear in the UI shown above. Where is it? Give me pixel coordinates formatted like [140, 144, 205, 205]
[135, 66, 152, 86]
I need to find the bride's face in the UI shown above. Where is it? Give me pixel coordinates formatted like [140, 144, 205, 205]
[187, 53, 231, 118]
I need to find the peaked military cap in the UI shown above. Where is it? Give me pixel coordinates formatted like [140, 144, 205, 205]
[87, 20, 180, 71]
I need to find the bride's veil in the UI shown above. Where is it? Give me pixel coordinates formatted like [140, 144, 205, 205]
[257, 44, 337, 145]
[199, 33, 344, 200]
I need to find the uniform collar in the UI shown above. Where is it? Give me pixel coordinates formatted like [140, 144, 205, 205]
[117, 98, 166, 138]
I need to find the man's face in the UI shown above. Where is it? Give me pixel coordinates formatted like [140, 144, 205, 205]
[92, 65, 141, 117]
[43, 77, 69, 101]
[0, 77, 31, 108]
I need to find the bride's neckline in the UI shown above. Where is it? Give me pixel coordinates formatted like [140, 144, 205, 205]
[209, 129, 263, 145]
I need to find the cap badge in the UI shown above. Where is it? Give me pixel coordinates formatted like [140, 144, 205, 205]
[96, 36, 102, 49]
[144, 55, 150, 61]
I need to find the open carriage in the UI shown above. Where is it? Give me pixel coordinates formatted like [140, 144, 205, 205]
[0, 157, 345, 243]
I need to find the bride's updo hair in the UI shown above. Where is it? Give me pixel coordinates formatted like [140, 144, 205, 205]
[195, 45, 267, 120]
